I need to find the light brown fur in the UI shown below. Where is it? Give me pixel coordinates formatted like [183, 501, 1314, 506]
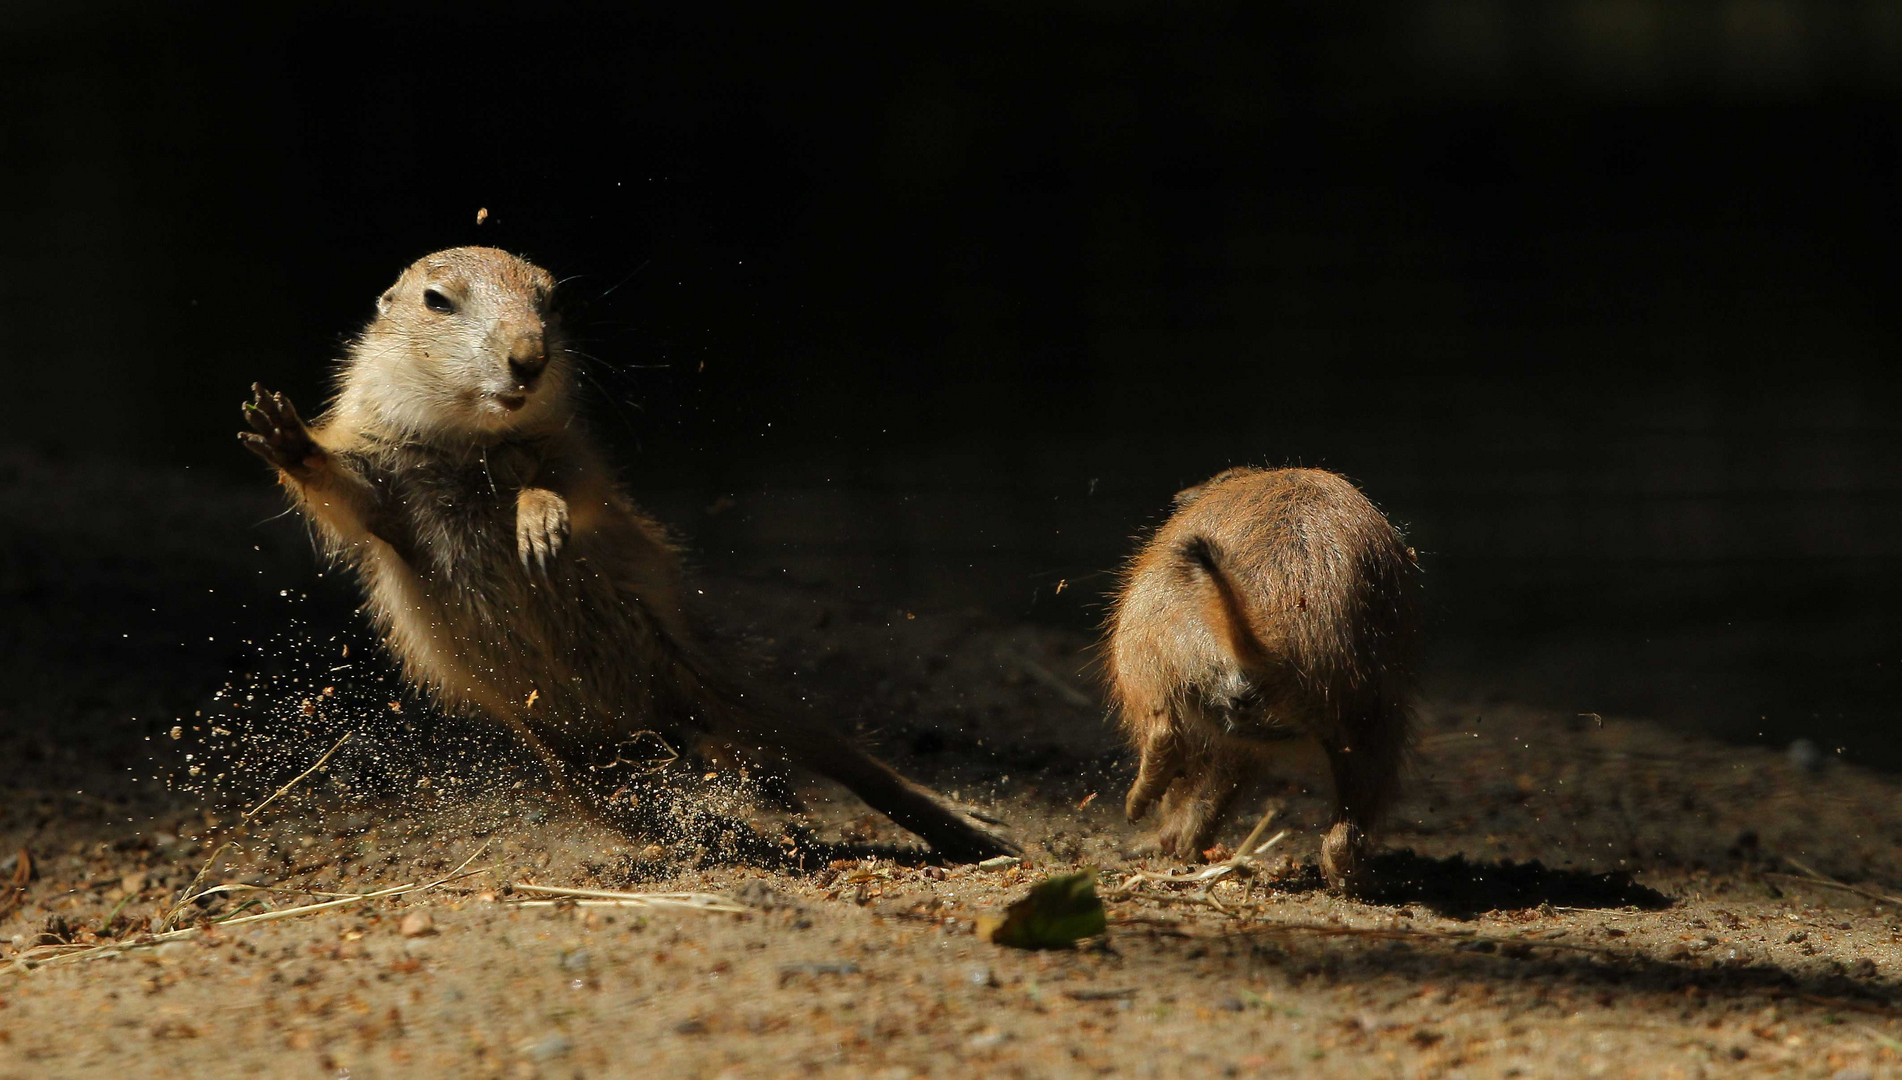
[239, 246, 1015, 861]
[1104, 467, 1420, 892]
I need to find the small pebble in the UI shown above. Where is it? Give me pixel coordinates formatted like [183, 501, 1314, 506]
[966, 1029, 1011, 1049]
[559, 948, 592, 971]
[518, 1033, 573, 1061]
[977, 856, 1021, 871]
[966, 964, 997, 988]
[398, 911, 435, 938]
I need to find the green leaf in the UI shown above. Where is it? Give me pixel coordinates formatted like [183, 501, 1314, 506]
[983, 869, 1107, 950]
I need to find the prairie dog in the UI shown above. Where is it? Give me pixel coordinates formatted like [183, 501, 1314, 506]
[239, 246, 1014, 861]
[1105, 467, 1420, 892]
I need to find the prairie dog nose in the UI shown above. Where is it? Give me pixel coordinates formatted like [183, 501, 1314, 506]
[507, 330, 546, 383]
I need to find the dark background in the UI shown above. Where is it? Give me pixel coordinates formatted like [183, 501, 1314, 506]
[3, 2, 1899, 764]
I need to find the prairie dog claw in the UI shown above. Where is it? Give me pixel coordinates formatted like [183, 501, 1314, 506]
[238, 383, 324, 476]
[517, 487, 571, 576]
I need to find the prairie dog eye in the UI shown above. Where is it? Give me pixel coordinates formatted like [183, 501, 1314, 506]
[423, 288, 455, 314]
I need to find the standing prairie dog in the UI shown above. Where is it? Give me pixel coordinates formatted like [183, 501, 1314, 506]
[1105, 467, 1420, 892]
[238, 246, 1014, 861]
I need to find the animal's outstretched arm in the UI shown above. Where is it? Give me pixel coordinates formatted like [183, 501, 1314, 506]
[239, 383, 393, 551]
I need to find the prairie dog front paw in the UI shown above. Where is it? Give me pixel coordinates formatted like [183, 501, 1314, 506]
[517, 487, 571, 573]
[238, 383, 324, 477]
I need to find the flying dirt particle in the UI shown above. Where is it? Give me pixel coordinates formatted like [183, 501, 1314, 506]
[169, 726, 183, 740]
[475, 207, 489, 226]
[1076, 792, 1097, 810]
[525, 689, 539, 710]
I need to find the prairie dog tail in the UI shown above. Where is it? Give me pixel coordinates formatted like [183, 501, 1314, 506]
[1178, 536, 1276, 673]
[778, 724, 1020, 862]
[673, 654, 1020, 862]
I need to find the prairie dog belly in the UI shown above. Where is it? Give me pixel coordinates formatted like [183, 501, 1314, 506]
[345, 440, 684, 739]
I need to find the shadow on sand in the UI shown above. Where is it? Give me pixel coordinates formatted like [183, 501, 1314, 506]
[1269, 850, 1673, 920]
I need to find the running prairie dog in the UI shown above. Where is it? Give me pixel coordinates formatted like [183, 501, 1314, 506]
[1104, 467, 1420, 892]
[239, 246, 1014, 861]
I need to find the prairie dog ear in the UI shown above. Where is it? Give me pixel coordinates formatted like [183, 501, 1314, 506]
[377, 288, 395, 317]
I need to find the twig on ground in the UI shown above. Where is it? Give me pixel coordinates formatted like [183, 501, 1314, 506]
[186, 881, 393, 902]
[511, 899, 745, 911]
[506, 883, 748, 913]
[241, 731, 354, 827]
[160, 731, 355, 931]
[159, 837, 240, 934]
[1105, 890, 1236, 913]
[1116, 803, 1288, 895]
[1770, 859, 1902, 907]
[3, 841, 492, 973]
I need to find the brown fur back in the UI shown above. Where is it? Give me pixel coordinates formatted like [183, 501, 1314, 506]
[1105, 467, 1421, 889]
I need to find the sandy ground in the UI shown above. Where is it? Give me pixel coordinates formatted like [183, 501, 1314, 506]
[4, 452, 1902, 1079]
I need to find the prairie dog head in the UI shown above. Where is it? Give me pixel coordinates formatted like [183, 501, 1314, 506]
[338, 247, 571, 441]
